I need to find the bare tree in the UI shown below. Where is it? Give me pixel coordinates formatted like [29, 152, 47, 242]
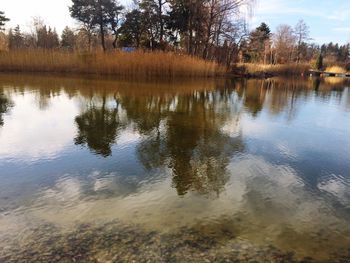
[294, 19, 310, 63]
[273, 24, 296, 63]
[220, 19, 249, 67]
[202, 0, 254, 59]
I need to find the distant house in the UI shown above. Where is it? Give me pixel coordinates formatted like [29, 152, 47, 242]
[121, 47, 136, 53]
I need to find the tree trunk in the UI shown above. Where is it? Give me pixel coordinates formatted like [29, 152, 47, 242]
[97, 0, 106, 52]
[188, 27, 193, 55]
[158, 0, 164, 43]
[100, 23, 106, 51]
[203, 2, 215, 59]
[112, 30, 118, 49]
[87, 29, 92, 52]
[112, 37, 117, 49]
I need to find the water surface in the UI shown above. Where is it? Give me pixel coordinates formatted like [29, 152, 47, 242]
[0, 74, 350, 262]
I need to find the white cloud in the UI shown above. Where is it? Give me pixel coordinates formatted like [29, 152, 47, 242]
[327, 9, 350, 21]
[318, 176, 350, 207]
[255, 0, 320, 17]
[332, 27, 350, 33]
[0, 92, 78, 162]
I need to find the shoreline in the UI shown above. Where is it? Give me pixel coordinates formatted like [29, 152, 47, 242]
[2, 52, 345, 80]
[0, 66, 307, 80]
[0, 51, 316, 80]
[2, 67, 347, 81]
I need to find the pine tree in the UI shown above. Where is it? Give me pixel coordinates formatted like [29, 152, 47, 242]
[70, 0, 124, 51]
[0, 11, 10, 30]
[119, 9, 144, 47]
[248, 22, 271, 63]
[61, 26, 76, 50]
[9, 25, 24, 49]
[315, 53, 323, 70]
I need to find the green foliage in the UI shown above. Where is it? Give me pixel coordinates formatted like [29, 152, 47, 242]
[256, 22, 271, 40]
[61, 26, 76, 50]
[69, 0, 124, 50]
[37, 26, 60, 49]
[247, 22, 271, 62]
[0, 11, 9, 30]
[66, 0, 254, 61]
[119, 9, 144, 47]
[69, 0, 96, 29]
[4, 1, 348, 69]
[8, 25, 24, 50]
[0, 91, 13, 126]
[320, 42, 350, 62]
[75, 96, 123, 157]
[105, 2, 123, 48]
[315, 53, 323, 70]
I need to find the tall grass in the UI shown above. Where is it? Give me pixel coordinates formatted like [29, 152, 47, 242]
[237, 63, 310, 76]
[0, 50, 225, 78]
[325, 66, 347, 74]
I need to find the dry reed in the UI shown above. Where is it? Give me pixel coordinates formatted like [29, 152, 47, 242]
[238, 63, 310, 76]
[325, 66, 347, 74]
[0, 50, 225, 78]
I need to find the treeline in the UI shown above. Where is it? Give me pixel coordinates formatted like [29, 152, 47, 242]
[1, 0, 254, 68]
[0, 1, 349, 68]
[241, 21, 350, 66]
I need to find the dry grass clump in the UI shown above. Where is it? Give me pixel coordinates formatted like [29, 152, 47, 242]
[0, 50, 225, 78]
[324, 77, 346, 85]
[325, 66, 347, 74]
[238, 63, 310, 76]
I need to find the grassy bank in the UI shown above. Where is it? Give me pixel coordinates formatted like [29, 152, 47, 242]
[0, 50, 225, 78]
[0, 50, 318, 79]
[236, 63, 310, 77]
[324, 66, 347, 74]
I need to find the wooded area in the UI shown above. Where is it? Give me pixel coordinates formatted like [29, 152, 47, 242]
[0, 0, 349, 69]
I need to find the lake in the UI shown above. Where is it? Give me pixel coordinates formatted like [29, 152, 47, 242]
[0, 74, 350, 262]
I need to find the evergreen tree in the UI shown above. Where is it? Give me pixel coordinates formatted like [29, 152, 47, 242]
[105, 1, 124, 48]
[61, 26, 76, 50]
[69, 0, 96, 51]
[8, 25, 24, 50]
[36, 25, 59, 49]
[70, 0, 123, 51]
[248, 22, 271, 62]
[0, 11, 9, 30]
[119, 9, 144, 47]
[315, 53, 323, 70]
[139, 0, 160, 49]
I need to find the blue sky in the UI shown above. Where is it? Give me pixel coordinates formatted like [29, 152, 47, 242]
[2, 0, 350, 45]
[251, 0, 350, 44]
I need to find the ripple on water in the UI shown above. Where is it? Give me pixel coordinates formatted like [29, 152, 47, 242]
[1, 76, 350, 262]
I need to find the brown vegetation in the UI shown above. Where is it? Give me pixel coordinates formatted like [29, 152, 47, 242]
[324, 66, 347, 74]
[0, 50, 225, 78]
[236, 63, 310, 77]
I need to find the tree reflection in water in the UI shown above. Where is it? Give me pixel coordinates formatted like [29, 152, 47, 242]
[72, 77, 346, 196]
[3, 74, 347, 197]
[74, 92, 125, 157]
[129, 91, 245, 196]
[0, 89, 13, 126]
[74, 85, 245, 196]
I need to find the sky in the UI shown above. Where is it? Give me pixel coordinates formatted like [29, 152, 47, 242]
[250, 0, 350, 44]
[1, 0, 350, 45]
